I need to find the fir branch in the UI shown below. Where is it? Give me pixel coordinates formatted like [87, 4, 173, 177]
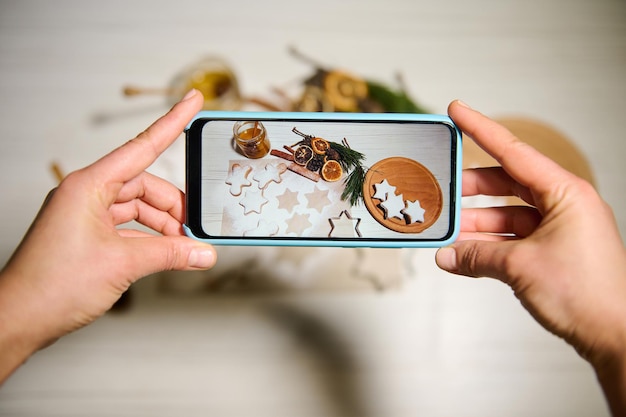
[328, 140, 367, 206]
[329, 141, 365, 171]
[341, 165, 366, 206]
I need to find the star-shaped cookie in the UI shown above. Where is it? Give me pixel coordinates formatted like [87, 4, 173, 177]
[285, 213, 312, 235]
[304, 187, 332, 213]
[379, 192, 405, 220]
[225, 163, 252, 196]
[372, 179, 396, 201]
[402, 199, 425, 224]
[276, 188, 300, 213]
[239, 189, 268, 215]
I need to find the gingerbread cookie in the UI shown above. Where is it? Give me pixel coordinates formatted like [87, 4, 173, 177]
[253, 162, 287, 189]
[225, 163, 252, 196]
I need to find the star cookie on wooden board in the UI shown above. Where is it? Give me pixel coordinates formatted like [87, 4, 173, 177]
[402, 199, 425, 224]
[372, 178, 396, 201]
[328, 210, 362, 238]
[239, 189, 268, 215]
[379, 192, 405, 220]
[253, 162, 287, 189]
[225, 163, 252, 196]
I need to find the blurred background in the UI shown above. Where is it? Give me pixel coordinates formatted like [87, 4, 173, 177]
[1, 0, 624, 415]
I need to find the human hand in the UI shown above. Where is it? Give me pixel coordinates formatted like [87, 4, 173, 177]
[436, 100, 626, 414]
[0, 89, 216, 382]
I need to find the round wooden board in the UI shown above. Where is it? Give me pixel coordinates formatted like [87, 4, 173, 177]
[363, 157, 443, 233]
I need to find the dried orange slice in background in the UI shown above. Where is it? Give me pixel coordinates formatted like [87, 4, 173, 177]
[321, 160, 343, 182]
[323, 71, 368, 112]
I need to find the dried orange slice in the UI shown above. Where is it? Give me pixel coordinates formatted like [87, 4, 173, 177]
[311, 137, 330, 155]
[321, 160, 343, 182]
[323, 71, 368, 112]
[293, 145, 314, 165]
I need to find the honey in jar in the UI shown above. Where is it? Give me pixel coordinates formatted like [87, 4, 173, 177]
[186, 70, 234, 101]
[169, 56, 242, 111]
[233, 121, 271, 159]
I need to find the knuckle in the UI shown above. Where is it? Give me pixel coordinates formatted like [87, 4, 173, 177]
[500, 243, 530, 283]
[457, 241, 523, 281]
[163, 241, 188, 271]
[459, 243, 483, 277]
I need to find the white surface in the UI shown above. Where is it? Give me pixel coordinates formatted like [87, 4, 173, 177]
[0, 0, 624, 415]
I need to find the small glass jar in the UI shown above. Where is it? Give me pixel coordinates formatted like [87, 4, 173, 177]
[233, 121, 271, 159]
[169, 56, 242, 111]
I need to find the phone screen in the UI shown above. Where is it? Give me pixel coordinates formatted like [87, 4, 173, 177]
[186, 114, 459, 245]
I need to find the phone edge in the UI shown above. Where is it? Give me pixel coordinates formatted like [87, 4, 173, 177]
[184, 111, 462, 248]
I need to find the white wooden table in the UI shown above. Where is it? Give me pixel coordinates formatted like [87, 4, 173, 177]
[1, 1, 624, 415]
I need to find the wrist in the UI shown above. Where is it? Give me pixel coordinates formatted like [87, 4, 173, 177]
[587, 318, 626, 416]
[594, 351, 626, 417]
[0, 269, 51, 383]
[0, 328, 36, 384]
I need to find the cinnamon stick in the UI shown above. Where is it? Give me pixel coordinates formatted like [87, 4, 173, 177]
[270, 149, 294, 161]
[287, 162, 320, 182]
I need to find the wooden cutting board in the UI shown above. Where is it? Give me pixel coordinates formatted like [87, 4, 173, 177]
[363, 157, 443, 233]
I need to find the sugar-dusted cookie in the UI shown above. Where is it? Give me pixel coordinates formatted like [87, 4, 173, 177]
[225, 163, 252, 196]
[402, 199, 425, 224]
[239, 189, 268, 215]
[372, 178, 396, 201]
[253, 162, 288, 189]
[244, 219, 279, 237]
[379, 193, 405, 220]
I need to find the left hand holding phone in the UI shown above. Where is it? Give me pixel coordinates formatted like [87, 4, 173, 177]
[0, 89, 217, 383]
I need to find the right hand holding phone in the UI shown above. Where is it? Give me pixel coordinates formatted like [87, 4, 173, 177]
[436, 100, 626, 414]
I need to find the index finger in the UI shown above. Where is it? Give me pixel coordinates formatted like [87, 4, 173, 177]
[91, 89, 204, 184]
[448, 100, 572, 198]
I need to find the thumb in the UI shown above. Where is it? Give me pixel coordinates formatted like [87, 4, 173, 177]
[435, 240, 513, 280]
[124, 236, 217, 278]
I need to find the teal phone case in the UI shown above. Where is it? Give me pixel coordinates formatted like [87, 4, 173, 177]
[184, 111, 462, 248]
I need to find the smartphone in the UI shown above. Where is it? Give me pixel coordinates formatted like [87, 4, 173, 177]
[184, 111, 462, 248]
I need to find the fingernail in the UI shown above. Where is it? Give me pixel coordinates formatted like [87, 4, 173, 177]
[436, 246, 458, 271]
[188, 247, 215, 269]
[455, 99, 471, 109]
[181, 88, 198, 102]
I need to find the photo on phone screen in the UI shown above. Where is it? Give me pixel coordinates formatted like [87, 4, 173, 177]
[186, 113, 460, 246]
